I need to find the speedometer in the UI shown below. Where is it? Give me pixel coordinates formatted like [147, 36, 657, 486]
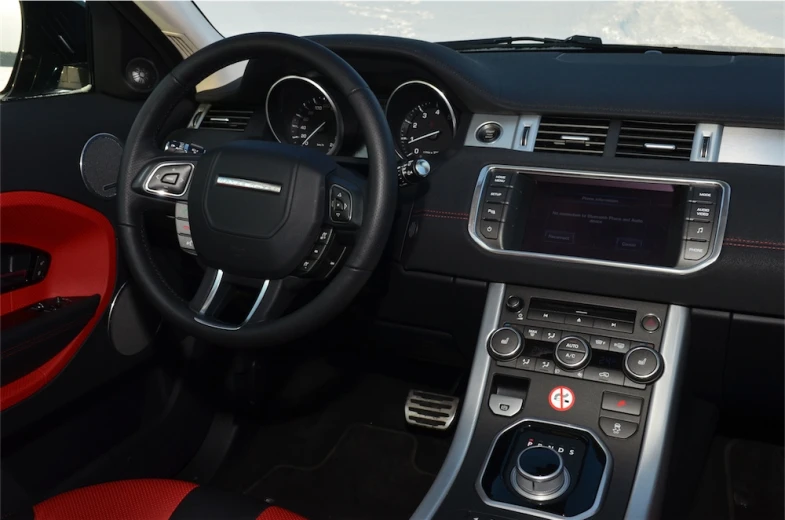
[386, 80, 457, 159]
[265, 76, 344, 155]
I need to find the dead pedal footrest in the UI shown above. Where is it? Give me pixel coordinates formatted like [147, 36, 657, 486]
[405, 390, 460, 431]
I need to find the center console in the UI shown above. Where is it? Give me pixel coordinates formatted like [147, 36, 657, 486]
[413, 284, 688, 520]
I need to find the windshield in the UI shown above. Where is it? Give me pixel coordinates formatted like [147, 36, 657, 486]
[195, 1, 784, 55]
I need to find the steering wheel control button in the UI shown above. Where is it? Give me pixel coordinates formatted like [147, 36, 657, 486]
[479, 221, 500, 240]
[175, 202, 188, 219]
[476, 122, 503, 144]
[177, 234, 195, 251]
[310, 244, 326, 259]
[145, 163, 193, 196]
[641, 314, 662, 332]
[489, 394, 523, 417]
[590, 335, 610, 351]
[624, 346, 664, 384]
[317, 228, 333, 244]
[487, 327, 522, 360]
[489, 171, 514, 187]
[601, 392, 643, 416]
[505, 295, 523, 312]
[512, 446, 570, 501]
[175, 219, 191, 235]
[599, 416, 638, 439]
[330, 185, 352, 223]
[298, 258, 316, 273]
[535, 359, 555, 374]
[554, 336, 591, 370]
[593, 318, 634, 334]
[584, 366, 624, 386]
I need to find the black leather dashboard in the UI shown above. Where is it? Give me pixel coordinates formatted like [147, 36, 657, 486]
[187, 35, 785, 318]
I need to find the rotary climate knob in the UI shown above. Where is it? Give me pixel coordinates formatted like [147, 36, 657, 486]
[487, 327, 523, 360]
[623, 345, 664, 384]
[510, 446, 570, 501]
[554, 336, 591, 370]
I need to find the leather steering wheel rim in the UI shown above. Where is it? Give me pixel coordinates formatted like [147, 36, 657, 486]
[117, 33, 397, 348]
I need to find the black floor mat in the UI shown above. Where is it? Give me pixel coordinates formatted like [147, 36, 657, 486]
[247, 424, 435, 520]
[725, 439, 784, 520]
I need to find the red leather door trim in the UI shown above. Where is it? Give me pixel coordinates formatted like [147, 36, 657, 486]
[0, 192, 116, 410]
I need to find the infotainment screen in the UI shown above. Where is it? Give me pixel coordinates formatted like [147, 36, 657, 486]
[521, 176, 684, 266]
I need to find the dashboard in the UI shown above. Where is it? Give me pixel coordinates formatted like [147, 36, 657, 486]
[171, 34, 785, 318]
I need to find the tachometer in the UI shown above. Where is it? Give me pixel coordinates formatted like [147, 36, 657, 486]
[266, 76, 343, 155]
[385, 80, 457, 159]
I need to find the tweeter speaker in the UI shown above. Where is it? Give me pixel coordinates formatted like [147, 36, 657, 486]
[125, 57, 158, 92]
[80, 133, 123, 198]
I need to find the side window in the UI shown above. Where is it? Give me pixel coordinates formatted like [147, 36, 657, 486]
[1, 1, 90, 101]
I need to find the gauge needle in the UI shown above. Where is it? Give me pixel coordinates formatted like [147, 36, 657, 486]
[408, 130, 440, 144]
[302, 122, 326, 146]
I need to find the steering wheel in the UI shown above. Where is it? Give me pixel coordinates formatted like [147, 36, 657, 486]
[117, 33, 397, 348]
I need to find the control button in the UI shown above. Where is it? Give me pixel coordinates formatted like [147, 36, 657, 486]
[684, 241, 709, 261]
[330, 185, 352, 223]
[528, 310, 566, 324]
[590, 336, 610, 351]
[310, 244, 326, 259]
[556, 349, 586, 367]
[599, 416, 638, 439]
[554, 367, 584, 379]
[147, 164, 193, 195]
[496, 359, 517, 368]
[489, 171, 514, 187]
[689, 186, 719, 204]
[517, 356, 536, 371]
[175, 219, 191, 235]
[641, 314, 661, 332]
[479, 221, 500, 240]
[488, 394, 523, 417]
[506, 295, 524, 312]
[476, 122, 503, 144]
[535, 359, 555, 374]
[624, 346, 664, 383]
[565, 315, 594, 328]
[487, 327, 523, 360]
[522, 326, 542, 341]
[624, 377, 646, 390]
[512, 446, 570, 501]
[317, 228, 333, 244]
[298, 258, 316, 273]
[601, 392, 643, 416]
[609, 338, 630, 354]
[584, 367, 624, 386]
[481, 201, 507, 222]
[594, 319, 634, 334]
[541, 329, 562, 343]
[686, 221, 713, 242]
[486, 187, 510, 203]
[177, 233, 195, 250]
[689, 203, 715, 222]
[554, 336, 590, 370]
[175, 202, 188, 220]
[161, 173, 179, 185]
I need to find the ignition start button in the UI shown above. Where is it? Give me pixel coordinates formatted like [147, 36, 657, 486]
[476, 122, 503, 143]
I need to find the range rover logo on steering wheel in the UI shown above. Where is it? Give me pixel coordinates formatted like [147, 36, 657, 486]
[216, 176, 282, 194]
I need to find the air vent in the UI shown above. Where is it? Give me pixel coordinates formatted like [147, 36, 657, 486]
[534, 116, 610, 156]
[163, 32, 198, 58]
[616, 120, 696, 160]
[197, 106, 254, 131]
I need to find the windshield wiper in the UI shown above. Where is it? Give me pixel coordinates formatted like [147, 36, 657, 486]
[440, 35, 604, 51]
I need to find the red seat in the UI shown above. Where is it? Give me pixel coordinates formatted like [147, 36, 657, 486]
[31, 479, 305, 520]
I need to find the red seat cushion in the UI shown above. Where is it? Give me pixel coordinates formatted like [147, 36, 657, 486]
[32, 479, 305, 520]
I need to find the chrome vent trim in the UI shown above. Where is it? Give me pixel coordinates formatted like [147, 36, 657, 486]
[197, 106, 254, 131]
[163, 32, 198, 58]
[617, 120, 696, 160]
[534, 116, 610, 156]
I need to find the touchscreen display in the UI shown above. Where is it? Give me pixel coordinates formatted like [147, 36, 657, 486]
[521, 177, 678, 265]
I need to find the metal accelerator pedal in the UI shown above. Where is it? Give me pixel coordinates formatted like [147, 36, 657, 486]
[404, 390, 460, 431]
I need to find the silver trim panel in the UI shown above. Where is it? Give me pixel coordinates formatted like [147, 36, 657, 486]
[264, 75, 344, 156]
[718, 126, 785, 167]
[216, 176, 282, 194]
[189, 103, 210, 129]
[625, 305, 689, 519]
[468, 165, 731, 275]
[412, 283, 504, 520]
[142, 162, 195, 199]
[194, 276, 271, 331]
[690, 123, 722, 162]
[476, 418, 612, 520]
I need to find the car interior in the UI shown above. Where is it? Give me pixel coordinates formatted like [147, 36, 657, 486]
[1, 2, 784, 520]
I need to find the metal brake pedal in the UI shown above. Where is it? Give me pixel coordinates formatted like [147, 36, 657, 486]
[405, 390, 460, 431]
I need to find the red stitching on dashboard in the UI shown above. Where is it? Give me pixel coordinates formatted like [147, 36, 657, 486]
[723, 242, 785, 251]
[413, 209, 470, 217]
[415, 213, 468, 221]
[724, 237, 785, 246]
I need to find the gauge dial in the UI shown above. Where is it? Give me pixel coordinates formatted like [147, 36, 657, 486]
[265, 75, 344, 155]
[386, 80, 457, 159]
[288, 95, 339, 152]
[398, 101, 454, 158]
